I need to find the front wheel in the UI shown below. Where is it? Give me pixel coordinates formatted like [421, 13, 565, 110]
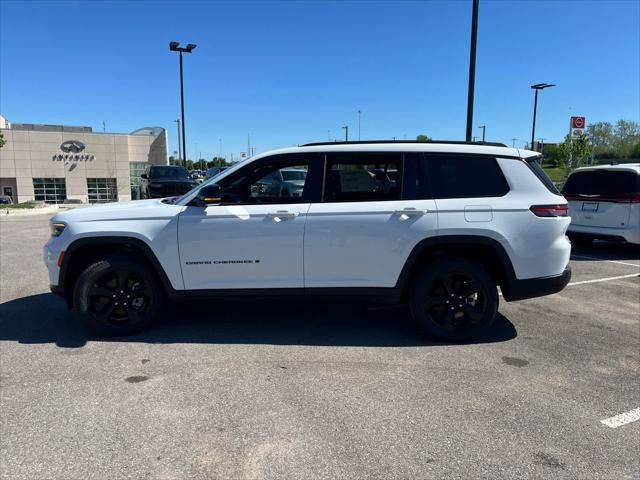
[409, 257, 498, 341]
[73, 255, 165, 336]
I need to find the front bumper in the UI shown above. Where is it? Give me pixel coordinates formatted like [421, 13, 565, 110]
[502, 266, 572, 302]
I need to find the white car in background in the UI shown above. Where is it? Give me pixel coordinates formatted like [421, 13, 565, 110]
[562, 163, 640, 245]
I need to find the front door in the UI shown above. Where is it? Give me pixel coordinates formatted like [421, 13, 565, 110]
[178, 153, 322, 290]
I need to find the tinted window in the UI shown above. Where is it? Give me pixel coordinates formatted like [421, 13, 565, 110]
[426, 155, 509, 199]
[324, 154, 402, 202]
[150, 166, 190, 179]
[526, 157, 560, 194]
[402, 152, 430, 199]
[562, 170, 639, 196]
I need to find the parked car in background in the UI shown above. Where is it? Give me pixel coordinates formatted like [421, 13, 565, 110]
[253, 167, 307, 197]
[139, 165, 198, 199]
[0, 195, 13, 205]
[562, 163, 640, 245]
[205, 166, 228, 180]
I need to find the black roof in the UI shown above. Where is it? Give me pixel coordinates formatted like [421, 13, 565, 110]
[302, 140, 508, 148]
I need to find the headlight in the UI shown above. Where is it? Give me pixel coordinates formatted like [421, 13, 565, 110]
[50, 222, 66, 237]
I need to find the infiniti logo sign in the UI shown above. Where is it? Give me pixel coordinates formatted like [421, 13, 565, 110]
[60, 140, 86, 153]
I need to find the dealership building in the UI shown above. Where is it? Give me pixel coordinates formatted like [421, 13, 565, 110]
[0, 115, 168, 203]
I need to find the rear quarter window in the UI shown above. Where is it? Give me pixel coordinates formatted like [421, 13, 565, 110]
[425, 154, 509, 199]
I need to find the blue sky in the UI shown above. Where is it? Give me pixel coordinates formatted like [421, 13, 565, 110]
[1, 0, 638, 160]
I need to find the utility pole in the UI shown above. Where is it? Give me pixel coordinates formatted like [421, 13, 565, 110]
[512, 138, 517, 148]
[102, 121, 106, 133]
[247, 133, 251, 159]
[358, 110, 362, 140]
[342, 125, 349, 141]
[465, 0, 479, 141]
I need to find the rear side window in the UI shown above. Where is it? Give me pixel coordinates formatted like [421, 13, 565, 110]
[324, 153, 402, 202]
[526, 157, 560, 194]
[562, 170, 639, 197]
[425, 155, 509, 199]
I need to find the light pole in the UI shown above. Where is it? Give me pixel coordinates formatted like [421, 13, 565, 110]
[478, 124, 486, 142]
[530, 83, 555, 151]
[465, 0, 479, 141]
[358, 110, 361, 140]
[342, 125, 349, 141]
[173, 119, 182, 163]
[512, 138, 517, 148]
[169, 41, 197, 168]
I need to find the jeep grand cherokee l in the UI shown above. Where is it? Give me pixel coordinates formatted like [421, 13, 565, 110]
[139, 165, 197, 199]
[44, 141, 571, 341]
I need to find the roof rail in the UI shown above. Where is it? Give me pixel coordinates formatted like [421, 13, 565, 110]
[301, 139, 508, 148]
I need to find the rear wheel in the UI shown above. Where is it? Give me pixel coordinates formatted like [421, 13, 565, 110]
[409, 257, 498, 341]
[73, 255, 165, 336]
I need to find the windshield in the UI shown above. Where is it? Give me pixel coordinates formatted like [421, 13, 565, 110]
[562, 170, 639, 196]
[281, 170, 307, 181]
[150, 166, 191, 180]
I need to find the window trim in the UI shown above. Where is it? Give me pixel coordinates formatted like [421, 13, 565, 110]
[422, 152, 510, 199]
[321, 152, 404, 203]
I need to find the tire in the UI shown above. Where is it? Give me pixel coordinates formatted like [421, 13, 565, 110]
[568, 233, 593, 246]
[73, 255, 165, 336]
[409, 257, 499, 341]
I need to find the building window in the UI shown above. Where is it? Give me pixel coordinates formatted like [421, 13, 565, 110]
[130, 162, 148, 199]
[33, 178, 67, 204]
[87, 178, 118, 203]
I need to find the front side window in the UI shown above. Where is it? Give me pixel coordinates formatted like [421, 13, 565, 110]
[218, 156, 315, 204]
[425, 155, 509, 199]
[324, 154, 402, 202]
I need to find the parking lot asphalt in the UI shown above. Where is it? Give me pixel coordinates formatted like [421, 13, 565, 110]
[1, 214, 638, 480]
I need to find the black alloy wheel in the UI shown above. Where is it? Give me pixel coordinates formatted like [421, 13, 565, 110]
[73, 256, 164, 336]
[409, 257, 498, 341]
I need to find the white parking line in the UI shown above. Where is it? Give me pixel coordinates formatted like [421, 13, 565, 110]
[568, 273, 639, 286]
[572, 254, 640, 268]
[600, 408, 640, 428]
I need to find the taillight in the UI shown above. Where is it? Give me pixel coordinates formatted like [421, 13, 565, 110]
[530, 204, 569, 217]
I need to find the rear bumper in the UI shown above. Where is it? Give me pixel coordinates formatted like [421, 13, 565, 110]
[568, 225, 640, 244]
[502, 266, 572, 302]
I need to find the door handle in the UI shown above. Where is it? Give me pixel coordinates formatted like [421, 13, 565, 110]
[394, 208, 427, 217]
[268, 210, 299, 221]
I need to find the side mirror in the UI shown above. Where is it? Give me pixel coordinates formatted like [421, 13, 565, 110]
[196, 184, 222, 206]
[140, 173, 148, 179]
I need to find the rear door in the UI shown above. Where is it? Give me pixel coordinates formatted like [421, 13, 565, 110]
[562, 169, 636, 228]
[304, 152, 438, 288]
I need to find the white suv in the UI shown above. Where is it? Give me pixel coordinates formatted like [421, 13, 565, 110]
[562, 163, 640, 245]
[44, 141, 572, 341]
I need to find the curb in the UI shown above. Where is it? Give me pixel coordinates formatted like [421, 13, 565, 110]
[0, 205, 60, 217]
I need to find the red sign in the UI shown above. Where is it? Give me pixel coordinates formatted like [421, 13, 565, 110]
[571, 116, 586, 129]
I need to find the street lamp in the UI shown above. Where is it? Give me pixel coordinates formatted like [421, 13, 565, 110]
[357, 110, 361, 140]
[530, 83, 555, 151]
[342, 125, 349, 141]
[169, 41, 197, 167]
[478, 124, 486, 142]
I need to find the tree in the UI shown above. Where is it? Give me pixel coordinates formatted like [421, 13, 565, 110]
[0, 131, 5, 148]
[185, 160, 194, 170]
[416, 134, 432, 142]
[613, 119, 640, 158]
[557, 133, 592, 178]
[207, 156, 228, 168]
[587, 122, 615, 158]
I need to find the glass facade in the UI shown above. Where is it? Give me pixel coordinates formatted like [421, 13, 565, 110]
[129, 162, 148, 199]
[87, 178, 118, 203]
[33, 178, 67, 204]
